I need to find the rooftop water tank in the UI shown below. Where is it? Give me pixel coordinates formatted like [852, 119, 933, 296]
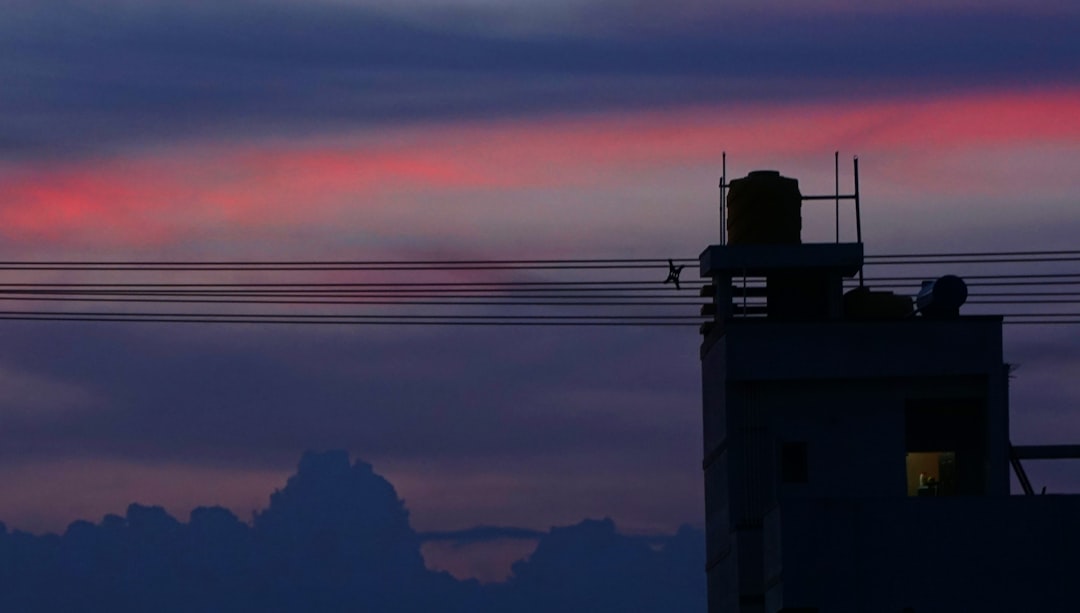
[726, 170, 802, 245]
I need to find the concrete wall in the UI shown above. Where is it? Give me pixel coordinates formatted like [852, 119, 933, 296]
[702, 318, 1012, 613]
[765, 496, 1080, 613]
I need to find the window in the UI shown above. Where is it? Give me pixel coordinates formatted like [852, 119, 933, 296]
[905, 451, 957, 496]
[905, 398, 984, 496]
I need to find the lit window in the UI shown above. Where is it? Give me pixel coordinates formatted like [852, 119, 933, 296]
[905, 451, 957, 496]
[905, 398, 984, 496]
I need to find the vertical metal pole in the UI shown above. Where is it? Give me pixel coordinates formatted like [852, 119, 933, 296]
[742, 268, 748, 314]
[718, 177, 723, 244]
[834, 151, 840, 243]
[854, 156, 864, 286]
[720, 152, 727, 245]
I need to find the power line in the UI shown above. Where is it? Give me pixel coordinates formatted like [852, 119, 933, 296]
[0, 258, 699, 272]
[0, 309, 703, 321]
[0, 313, 1072, 327]
[0, 250, 1075, 326]
[0, 248, 1072, 267]
[865, 249, 1080, 259]
[0, 296, 701, 307]
[0, 319, 699, 328]
[0, 281, 706, 287]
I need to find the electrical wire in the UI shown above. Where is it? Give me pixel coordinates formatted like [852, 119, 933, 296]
[0, 250, 1076, 326]
[0, 315, 699, 327]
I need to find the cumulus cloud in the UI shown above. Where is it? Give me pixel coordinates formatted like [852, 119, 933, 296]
[0, 450, 705, 612]
[493, 517, 705, 613]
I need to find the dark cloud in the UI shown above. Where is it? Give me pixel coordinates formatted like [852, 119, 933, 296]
[493, 517, 706, 613]
[420, 525, 546, 544]
[2, 2, 1077, 160]
[0, 450, 705, 612]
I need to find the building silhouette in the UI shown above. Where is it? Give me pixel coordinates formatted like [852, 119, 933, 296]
[698, 170, 1080, 613]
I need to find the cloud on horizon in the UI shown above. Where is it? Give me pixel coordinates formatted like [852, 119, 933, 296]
[419, 525, 546, 544]
[0, 449, 706, 611]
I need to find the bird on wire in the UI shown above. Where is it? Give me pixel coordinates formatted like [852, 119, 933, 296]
[664, 259, 685, 290]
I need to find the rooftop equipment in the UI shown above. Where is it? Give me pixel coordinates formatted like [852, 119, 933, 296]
[916, 274, 969, 318]
[700, 158, 863, 328]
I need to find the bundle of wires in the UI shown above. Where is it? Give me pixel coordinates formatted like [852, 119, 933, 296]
[0, 250, 1074, 326]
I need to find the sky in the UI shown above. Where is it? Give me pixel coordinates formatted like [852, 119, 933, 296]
[1, 0, 1080, 583]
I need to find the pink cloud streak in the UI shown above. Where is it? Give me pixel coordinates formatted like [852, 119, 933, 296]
[0, 87, 1076, 253]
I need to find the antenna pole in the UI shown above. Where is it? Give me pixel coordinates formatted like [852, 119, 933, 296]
[834, 151, 840, 243]
[854, 156, 864, 287]
[720, 152, 727, 245]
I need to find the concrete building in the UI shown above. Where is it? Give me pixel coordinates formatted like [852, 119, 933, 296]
[698, 170, 1080, 613]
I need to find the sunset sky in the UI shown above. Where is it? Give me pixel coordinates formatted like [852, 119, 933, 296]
[1, 0, 1079, 579]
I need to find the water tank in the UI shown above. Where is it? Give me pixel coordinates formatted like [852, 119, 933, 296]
[726, 170, 802, 245]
